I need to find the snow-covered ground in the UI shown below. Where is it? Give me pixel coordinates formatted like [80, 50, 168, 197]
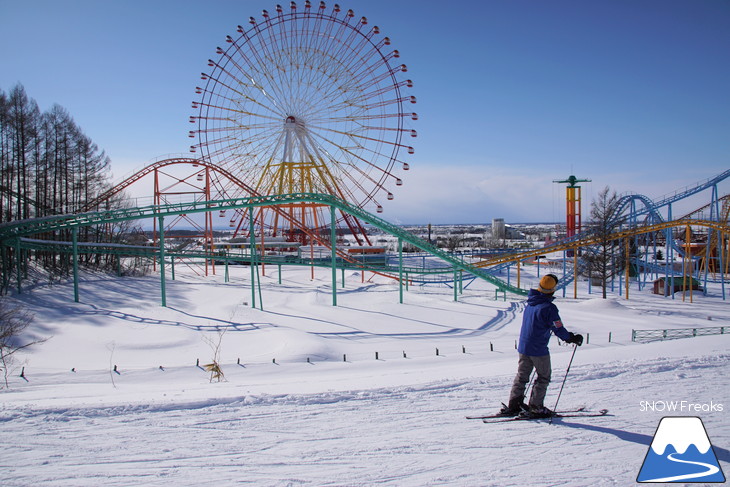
[1, 263, 728, 486]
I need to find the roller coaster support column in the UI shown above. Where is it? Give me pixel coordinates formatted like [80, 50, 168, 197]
[205, 168, 213, 277]
[668, 203, 675, 300]
[636, 232, 643, 292]
[611, 255, 615, 293]
[624, 237, 630, 300]
[703, 183, 721, 296]
[703, 228, 711, 296]
[712, 184, 725, 300]
[573, 249, 578, 299]
[72, 228, 79, 303]
[684, 224, 693, 303]
[664, 227, 671, 297]
[562, 250, 567, 298]
[15, 239, 21, 294]
[1, 246, 8, 293]
[259, 224, 265, 278]
[720, 231, 726, 300]
[158, 216, 167, 307]
[398, 237, 404, 304]
[331, 205, 337, 306]
[249, 206, 257, 309]
[453, 269, 458, 302]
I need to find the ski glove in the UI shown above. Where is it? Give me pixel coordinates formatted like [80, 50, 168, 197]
[566, 333, 584, 346]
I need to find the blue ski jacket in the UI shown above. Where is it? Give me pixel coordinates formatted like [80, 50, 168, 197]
[517, 289, 571, 356]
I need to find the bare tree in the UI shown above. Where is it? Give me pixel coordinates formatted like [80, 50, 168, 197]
[0, 297, 44, 388]
[583, 186, 626, 298]
[443, 234, 463, 252]
[0, 84, 145, 285]
[202, 328, 226, 383]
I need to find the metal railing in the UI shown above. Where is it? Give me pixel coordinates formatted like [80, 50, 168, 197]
[632, 326, 727, 342]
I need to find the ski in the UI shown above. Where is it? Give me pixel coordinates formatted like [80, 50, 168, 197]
[466, 406, 585, 420]
[481, 408, 609, 423]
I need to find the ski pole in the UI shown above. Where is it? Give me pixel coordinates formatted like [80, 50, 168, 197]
[524, 371, 536, 405]
[550, 343, 578, 425]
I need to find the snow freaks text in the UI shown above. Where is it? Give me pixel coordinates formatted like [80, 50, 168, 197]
[639, 401, 724, 413]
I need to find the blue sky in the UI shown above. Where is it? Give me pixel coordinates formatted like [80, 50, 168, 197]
[1, 0, 728, 224]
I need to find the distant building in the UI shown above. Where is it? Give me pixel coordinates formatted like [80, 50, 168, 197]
[492, 218, 505, 239]
[490, 218, 525, 241]
[504, 226, 526, 240]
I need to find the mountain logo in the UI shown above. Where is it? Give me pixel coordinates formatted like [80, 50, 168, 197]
[637, 416, 726, 483]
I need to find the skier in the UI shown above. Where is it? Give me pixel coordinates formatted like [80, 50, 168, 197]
[501, 273, 583, 418]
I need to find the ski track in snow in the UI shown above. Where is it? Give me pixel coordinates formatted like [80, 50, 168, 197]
[1, 267, 729, 486]
[1, 354, 728, 487]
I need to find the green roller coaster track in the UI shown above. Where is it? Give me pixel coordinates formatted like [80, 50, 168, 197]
[0, 192, 528, 307]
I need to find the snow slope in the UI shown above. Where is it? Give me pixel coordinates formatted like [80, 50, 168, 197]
[1, 264, 728, 486]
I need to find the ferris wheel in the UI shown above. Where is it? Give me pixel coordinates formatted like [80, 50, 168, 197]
[190, 1, 416, 244]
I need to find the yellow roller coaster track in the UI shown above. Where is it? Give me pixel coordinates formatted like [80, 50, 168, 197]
[473, 219, 729, 268]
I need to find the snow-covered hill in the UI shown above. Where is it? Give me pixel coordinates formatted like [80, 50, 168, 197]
[1, 265, 728, 486]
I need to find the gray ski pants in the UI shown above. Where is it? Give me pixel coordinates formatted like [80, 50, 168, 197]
[508, 353, 552, 409]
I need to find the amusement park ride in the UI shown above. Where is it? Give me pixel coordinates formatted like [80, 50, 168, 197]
[0, 2, 729, 308]
[553, 175, 591, 239]
[189, 1, 415, 247]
